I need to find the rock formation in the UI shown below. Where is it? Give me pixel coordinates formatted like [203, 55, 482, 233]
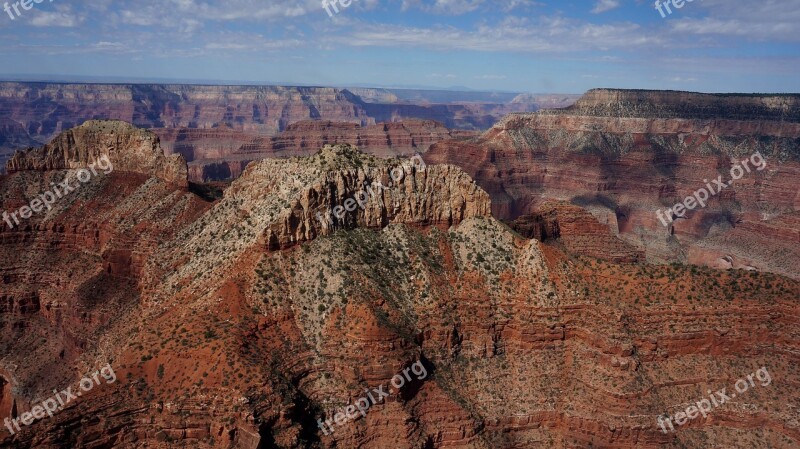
[252, 145, 491, 250]
[509, 200, 644, 263]
[426, 89, 800, 279]
[179, 119, 478, 182]
[561, 88, 800, 121]
[0, 118, 797, 449]
[0, 82, 577, 171]
[6, 120, 188, 187]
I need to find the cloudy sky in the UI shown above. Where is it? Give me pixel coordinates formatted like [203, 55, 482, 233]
[0, 0, 798, 93]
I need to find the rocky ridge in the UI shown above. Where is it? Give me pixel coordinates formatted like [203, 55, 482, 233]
[509, 200, 644, 263]
[176, 119, 477, 182]
[143, 144, 491, 304]
[549, 89, 800, 121]
[0, 119, 797, 449]
[6, 120, 188, 187]
[426, 89, 800, 278]
[0, 82, 576, 170]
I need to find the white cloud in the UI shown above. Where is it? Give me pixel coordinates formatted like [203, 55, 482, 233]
[340, 16, 658, 53]
[205, 43, 252, 50]
[499, 0, 542, 12]
[117, 0, 324, 27]
[669, 0, 800, 41]
[591, 0, 620, 14]
[204, 38, 304, 51]
[29, 6, 83, 27]
[92, 42, 126, 50]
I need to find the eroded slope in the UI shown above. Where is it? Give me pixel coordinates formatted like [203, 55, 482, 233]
[0, 122, 797, 449]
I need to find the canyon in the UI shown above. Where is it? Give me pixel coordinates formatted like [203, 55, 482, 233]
[163, 119, 478, 182]
[0, 82, 578, 177]
[426, 89, 800, 280]
[0, 89, 797, 449]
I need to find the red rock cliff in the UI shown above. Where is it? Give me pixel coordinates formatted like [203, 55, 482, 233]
[0, 122, 798, 449]
[426, 89, 800, 279]
[6, 120, 188, 187]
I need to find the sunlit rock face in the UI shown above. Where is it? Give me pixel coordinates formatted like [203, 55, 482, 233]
[426, 89, 800, 279]
[0, 116, 798, 449]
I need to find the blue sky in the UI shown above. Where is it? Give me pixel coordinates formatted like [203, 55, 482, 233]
[0, 0, 798, 93]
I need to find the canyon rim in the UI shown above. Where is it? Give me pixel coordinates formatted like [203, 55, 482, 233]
[1, 1, 799, 449]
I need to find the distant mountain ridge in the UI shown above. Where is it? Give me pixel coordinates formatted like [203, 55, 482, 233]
[0, 82, 577, 171]
[541, 88, 800, 121]
[426, 88, 800, 279]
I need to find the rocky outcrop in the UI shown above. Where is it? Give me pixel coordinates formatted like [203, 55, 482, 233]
[144, 144, 491, 286]
[510, 200, 643, 263]
[252, 145, 491, 249]
[1, 120, 797, 449]
[0, 121, 211, 444]
[6, 120, 188, 187]
[0, 83, 578, 176]
[555, 88, 800, 121]
[238, 119, 472, 158]
[179, 120, 478, 182]
[426, 89, 800, 278]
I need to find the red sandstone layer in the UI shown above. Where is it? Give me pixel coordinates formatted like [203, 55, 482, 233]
[509, 200, 644, 263]
[425, 90, 800, 279]
[0, 104, 796, 449]
[179, 119, 477, 182]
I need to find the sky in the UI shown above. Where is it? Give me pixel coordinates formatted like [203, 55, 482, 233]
[0, 0, 798, 93]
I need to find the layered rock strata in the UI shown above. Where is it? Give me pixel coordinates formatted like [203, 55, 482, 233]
[0, 82, 579, 179]
[0, 121, 797, 449]
[0, 82, 577, 170]
[7, 120, 187, 187]
[181, 120, 477, 182]
[426, 89, 800, 278]
[509, 200, 644, 263]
